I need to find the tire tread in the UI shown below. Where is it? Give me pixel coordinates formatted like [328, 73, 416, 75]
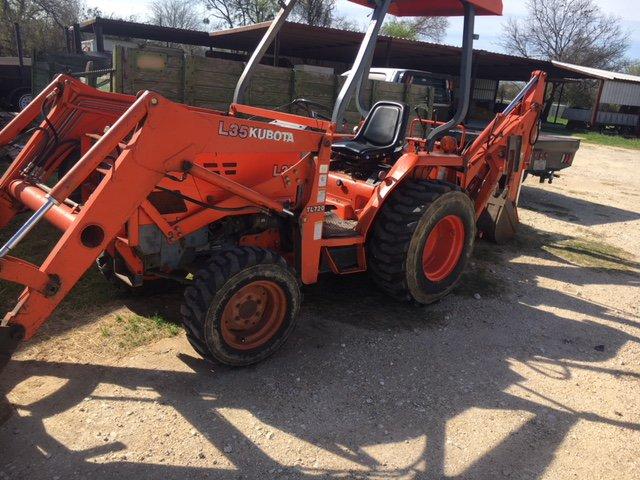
[367, 179, 460, 302]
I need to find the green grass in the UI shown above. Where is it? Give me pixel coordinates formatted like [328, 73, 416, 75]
[511, 225, 639, 276]
[101, 313, 181, 352]
[543, 238, 639, 273]
[571, 132, 640, 150]
[0, 214, 183, 357]
[543, 118, 568, 128]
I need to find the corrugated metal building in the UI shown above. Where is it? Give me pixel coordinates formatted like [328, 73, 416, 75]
[553, 61, 640, 131]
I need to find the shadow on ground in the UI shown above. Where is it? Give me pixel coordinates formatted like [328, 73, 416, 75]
[1, 218, 639, 479]
[520, 184, 640, 227]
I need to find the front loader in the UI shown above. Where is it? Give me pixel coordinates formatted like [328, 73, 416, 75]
[0, 0, 544, 368]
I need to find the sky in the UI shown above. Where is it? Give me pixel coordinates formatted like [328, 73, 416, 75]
[87, 0, 640, 60]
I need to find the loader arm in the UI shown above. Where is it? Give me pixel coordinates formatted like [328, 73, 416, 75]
[0, 80, 181, 343]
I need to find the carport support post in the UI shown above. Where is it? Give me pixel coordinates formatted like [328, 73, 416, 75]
[554, 81, 565, 124]
[14, 23, 24, 70]
[590, 79, 604, 129]
[72, 24, 82, 54]
[273, 34, 280, 67]
[65, 27, 72, 53]
[94, 24, 105, 53]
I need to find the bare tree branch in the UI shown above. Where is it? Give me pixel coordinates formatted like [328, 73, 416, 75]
[0, 0, 83, 55]
[202, 0, 280, 28]
[500, 0, 630, 70]
[292, 0, 335, 27]
[150, 0, 202, 30]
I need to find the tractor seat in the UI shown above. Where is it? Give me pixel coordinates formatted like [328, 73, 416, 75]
[332, 101, 409, 161]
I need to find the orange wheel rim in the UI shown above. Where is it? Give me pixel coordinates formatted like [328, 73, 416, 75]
[422, 215, 465, 282]
[220, 281, 287, 351]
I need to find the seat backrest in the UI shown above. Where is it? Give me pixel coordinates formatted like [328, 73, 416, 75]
[357, 101, 409, 147]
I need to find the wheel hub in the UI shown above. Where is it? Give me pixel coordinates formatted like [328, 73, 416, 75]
[221, 281, 286, 350]
[422, 215, 465, 282]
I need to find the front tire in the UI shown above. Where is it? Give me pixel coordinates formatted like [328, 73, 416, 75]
[368, 180, 476, 304]
[181, 247, 300, 366]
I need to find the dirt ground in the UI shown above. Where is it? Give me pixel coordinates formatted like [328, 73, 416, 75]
[1, 142, 639, 479]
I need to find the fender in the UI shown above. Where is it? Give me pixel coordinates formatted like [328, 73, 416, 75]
[356, 151, 464, 238]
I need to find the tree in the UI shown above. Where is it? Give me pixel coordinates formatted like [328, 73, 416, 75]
[81, 7, 139, 23]
[150, 0, 203, 30]
[381, 17, 448, 42]
[331, 15, 362, 32]
[627, 61, 640, 77]
[0, 0, 84, 56]
[293, 0, 335, 27]
[500, 0, 629, 70]
[202, 0, 280, 29]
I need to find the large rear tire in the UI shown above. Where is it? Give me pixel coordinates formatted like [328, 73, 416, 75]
[368, 180, 476, 304]
[181, 247, 300, 366]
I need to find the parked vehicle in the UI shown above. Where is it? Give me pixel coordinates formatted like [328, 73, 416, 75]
[563, 107, 639, 136]
[342, 67, 453, 119]
[0, 57, 32, 111]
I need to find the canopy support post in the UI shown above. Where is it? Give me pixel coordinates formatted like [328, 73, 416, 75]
[426, 1, 476, 150]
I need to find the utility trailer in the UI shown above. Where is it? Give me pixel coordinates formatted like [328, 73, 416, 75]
[0, 0, 547, 369]
[564, 107, 639, 136]
[0, 57, 32, 111]
[463, 126, 579, 183]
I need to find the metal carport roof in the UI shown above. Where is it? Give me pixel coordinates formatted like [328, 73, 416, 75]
[77, 17, 214, 47]
[76, 18, 595, 82]
[209, 21, 590, 82]
[552, 61, 640, 85]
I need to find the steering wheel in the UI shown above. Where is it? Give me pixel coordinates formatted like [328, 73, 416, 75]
[289, 98, 331, 121]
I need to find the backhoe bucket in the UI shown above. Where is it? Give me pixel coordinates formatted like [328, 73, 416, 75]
[477, 196, 519, 244]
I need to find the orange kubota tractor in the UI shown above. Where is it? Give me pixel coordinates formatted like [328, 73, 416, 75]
[0, 0, 545, 367]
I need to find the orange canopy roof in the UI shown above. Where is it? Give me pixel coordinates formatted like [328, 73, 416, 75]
[348, 0, 503, 16]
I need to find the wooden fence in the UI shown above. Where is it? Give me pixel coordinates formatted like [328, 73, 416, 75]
[115, 45, 434, 126]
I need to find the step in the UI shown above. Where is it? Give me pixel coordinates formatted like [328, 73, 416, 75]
[322, 211, 358, 239]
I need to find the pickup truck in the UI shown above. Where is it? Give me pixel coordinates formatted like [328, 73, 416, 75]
[352, 68, 581, 183]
